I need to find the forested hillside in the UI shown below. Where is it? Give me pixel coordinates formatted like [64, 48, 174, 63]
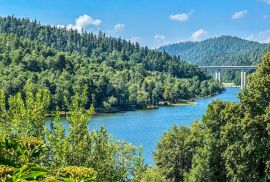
[159, 36, 269, 84]
[159, 36, 269, 65]
[0, 16, 222, 111]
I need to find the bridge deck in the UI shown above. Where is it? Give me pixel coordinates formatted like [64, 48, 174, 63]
[199, 66, 258, 70]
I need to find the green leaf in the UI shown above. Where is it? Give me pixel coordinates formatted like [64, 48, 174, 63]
[64, 178, 76, 182]
[21, 171, 47, 180]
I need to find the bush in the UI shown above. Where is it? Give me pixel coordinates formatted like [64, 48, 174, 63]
[57, 166, 97, 181]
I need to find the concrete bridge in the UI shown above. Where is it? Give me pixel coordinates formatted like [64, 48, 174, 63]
[199, 66, 258, 89]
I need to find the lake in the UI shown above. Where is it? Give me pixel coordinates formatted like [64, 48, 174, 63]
[88, 87, 240, 165]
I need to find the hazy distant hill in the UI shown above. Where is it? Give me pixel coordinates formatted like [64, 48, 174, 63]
[158, 36, 269, 66]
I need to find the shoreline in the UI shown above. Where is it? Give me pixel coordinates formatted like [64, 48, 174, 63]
[45, 100, 199, 117]
[46, 100, 197, 117]
[46, 93, 223, 117]
[46, 87, 227, 117]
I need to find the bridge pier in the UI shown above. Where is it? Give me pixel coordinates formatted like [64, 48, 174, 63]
[199, 66, 258, 90]
[215, 69, 221, 82]
[241, 69, 247, 89]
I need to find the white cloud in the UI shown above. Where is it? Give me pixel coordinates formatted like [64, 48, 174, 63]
[170, 13, 189, 22]
[76, 15, 101, 27]
[66, 24, 77, 30]
[247, 29, 270, 43]
[191, 29, 208, 41]
[114, 23, 125, 31]
[57, 15, 102, 32]
[129, 36, 141, 43]
[169, 11, 194, 22]
[154, 34, 167, 45]
[56, 25, 65, 29]
[232, 10, 247, 20]
[154, 34, 166, 41]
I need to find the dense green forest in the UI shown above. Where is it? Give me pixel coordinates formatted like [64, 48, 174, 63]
[1, 43, 269, 182]
[145, 50, 270, 181]
[159, 36, 269, 84]
[0, 15, 269, 181]
[0, 16, 222, 111]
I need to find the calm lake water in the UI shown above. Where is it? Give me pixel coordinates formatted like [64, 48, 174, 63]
[88, 87, 240, 165]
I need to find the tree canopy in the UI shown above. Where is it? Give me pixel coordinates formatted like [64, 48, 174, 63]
[151, 49, 270, 181]
[0, 85, 146, 181]
[0, 16, 223, 112]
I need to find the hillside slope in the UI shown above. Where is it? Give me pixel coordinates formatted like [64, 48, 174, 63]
[159, 36, 269, 66]
[0, 16, 223, 111]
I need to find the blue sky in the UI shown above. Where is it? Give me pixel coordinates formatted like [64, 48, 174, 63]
[0, 0, 270, 47]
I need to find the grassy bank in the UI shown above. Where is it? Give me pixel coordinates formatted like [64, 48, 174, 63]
[167, 101, 197, 106]
[159, 101, 197, 107]
[222, 82, 240, 87]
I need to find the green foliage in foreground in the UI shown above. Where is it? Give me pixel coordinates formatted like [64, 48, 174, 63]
[149, 50, 270, 181]
[0, 85, 146, 181]
[140, 167, 166, 182]
[0, 16, 223, 112]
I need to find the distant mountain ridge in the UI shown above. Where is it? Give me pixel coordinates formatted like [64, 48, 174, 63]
[158, 36, 269, 66]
